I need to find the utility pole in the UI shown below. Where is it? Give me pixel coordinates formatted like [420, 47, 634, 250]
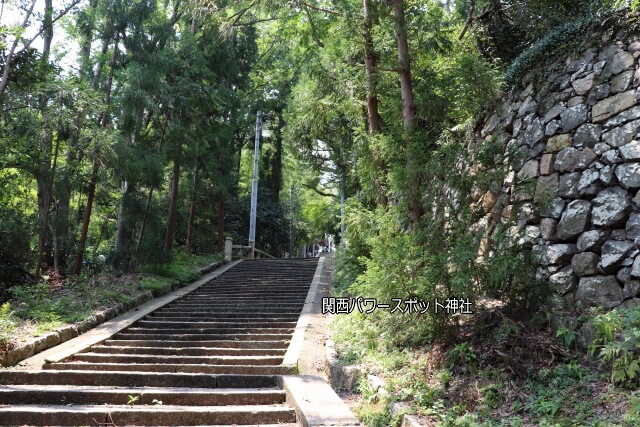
[249, 110, 262, 259]
[289, 184, 294, 257]
[340, 139, 345, 247]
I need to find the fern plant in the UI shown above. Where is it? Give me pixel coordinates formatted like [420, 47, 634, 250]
[556, 327, 577, 348]
[589, 307, 640, 386]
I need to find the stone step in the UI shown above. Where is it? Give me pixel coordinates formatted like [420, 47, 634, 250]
[43, 362, 296, 375]
[89, 345, 286, 356]
[69, 353, 284, 366]
[170, 302, 305, 307]
[184, 290, 308, 294]
[124, 327, 293, 335]
[166, 305, 304, 310]
[103, 339, 289, 349]
[157, 306, 303, 313]
[151, 311, 301, 318]
[192, 280, 312, 284]
[134, 319, 295, 333]
[184, 296, 305, 300]
[164, 297, 305, 301]
[0, 371, 281, 388]
[112, 333, 292, 341]
[0, 384, 286, 406]
[194, 282, 311, 286]
[0, 404, 296, 426]
[183, 291, 308, 295]
[141, 320, 297, 328]
[146, 314, 299, 321]
[136, 320, 297, 328]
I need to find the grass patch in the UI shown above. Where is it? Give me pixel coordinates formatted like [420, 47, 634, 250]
[4, 248, 222, 351]
[138, 250, 222, 282]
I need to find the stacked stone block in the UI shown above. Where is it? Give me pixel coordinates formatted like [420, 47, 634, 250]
[478, 28, 640, 317]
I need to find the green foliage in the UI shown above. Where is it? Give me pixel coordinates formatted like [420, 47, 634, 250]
[589, 307, 640, 386]
[447, 342, 478, 372]
[0, 302, 15, 351]
[127, 395, 139, 406]
[337, 130, 544, 345]
[2, 247, 219, 348]
[332, 310, 382, 364]
[390, 357, 446, 409]
[225, 193, 291, 256]
[354, 379, 392, 427]
[470, 0, 624, 64]
[504, 5, 624, 86]
[138, 249, 221, 283]
[556, 327, 577, 348]
[353, 401, 391, 427]
[0, 193, 37, 300]
[623, 394, 640, 424]
[138, 276, 177, 295]
[10, 283, 51, 313]
[494, 317, 521, 345]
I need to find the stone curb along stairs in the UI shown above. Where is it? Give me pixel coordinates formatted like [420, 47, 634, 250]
[477, 26, 640, 348]
[0, 257, 361, 426]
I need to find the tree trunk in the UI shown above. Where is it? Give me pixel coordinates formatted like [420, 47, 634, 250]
[363, 0, 382, 134]
[391, 0, 422, 223]
[35, 8, 55, 276]
[43, 0, 53, 59]
[115, 180, 136, 259]
[79, 0, 98, 80]
[58, 23, 94, 271]
[185, 157, 200, 252]
[135, 188, 154, 252]
[164, 158, 181, 252]
[363, 0, 388, 206]
[35, 171, 51, 277]
[59, 0, 96, 275]
[72, 160, 98, 275]
[391, 0, 415, 131]
[55, 133, 76, 274]
[73, 36, 118, 274]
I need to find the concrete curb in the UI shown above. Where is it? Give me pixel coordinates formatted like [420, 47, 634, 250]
[401, 415, 423, 427]
[282, 256, 325, 370]
[325, 339, 363, 391]
[280, 375, 360, 426]
[5, 259, 239, 369]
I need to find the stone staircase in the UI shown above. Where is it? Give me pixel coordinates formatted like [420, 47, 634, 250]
[0, 258, 320, 426]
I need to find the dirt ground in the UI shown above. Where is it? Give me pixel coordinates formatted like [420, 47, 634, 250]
[296, 254, 362, 413]
[297, 253, 333, 379]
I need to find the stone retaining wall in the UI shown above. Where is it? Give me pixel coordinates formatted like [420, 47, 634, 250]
[477, 26, 640, 331]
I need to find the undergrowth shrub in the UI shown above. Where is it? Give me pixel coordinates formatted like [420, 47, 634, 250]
[336, 129, 545, 349]
[138, 248, 220, 282]
[589, 306, 640, 386]
[0, 302, 15, 350]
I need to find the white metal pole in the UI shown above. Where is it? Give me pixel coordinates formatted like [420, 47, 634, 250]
[289, 184, 294, 257]
[249, 110, 262, 258]
[340, 139, 345, 247]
